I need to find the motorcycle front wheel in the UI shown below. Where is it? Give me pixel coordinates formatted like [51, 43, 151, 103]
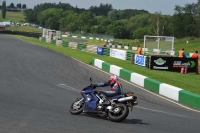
[69, 99, 85, 115]
[108, 103, 129, 122]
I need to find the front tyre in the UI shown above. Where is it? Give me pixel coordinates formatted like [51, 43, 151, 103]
[69, 99, 84, 115]
[108, 103, 129, 122]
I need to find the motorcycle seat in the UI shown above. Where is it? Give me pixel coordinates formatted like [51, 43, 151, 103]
[101, 91, 120, 97]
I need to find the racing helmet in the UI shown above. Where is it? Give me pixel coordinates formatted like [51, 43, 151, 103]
[110, 74, 118, 80]
[109, 74, 119, 88]
[110, 74, 118, 81]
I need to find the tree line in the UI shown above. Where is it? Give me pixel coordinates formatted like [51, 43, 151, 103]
[0, 2, 27, 9]
[1, 1, 27, 19]
[8, 3, 27, 9]
[21, 0, 200, 39]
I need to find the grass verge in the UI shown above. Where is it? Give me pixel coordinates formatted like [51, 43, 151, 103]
[14, 35, 200, 95]
[0, 11, 25, 23]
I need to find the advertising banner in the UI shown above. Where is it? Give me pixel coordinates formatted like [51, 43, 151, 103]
[110, 48, 127, 60]
[150, 57, 170, 70]
[170, 57, 197, 72]
[96, 46, 103, 55]
[134, 54, 146, 67]
[150, 56, 198, 73]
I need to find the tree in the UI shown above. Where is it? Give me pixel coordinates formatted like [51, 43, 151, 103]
[2, 1, 6, 19]
[89, 3, 112, 16]
[77, 11, 93, 32]
[17, 3, 21, 8]
[106, 21, 127, 38]
[37, 8, 63, 30]
[107, 9, 119, 20]
[95, 18, 112, 33]
[119, 9, 149, 19]
[59, 11, 79, 31]
[130, 13, 151, 28]
[33, 3, 74, 13]
[22, 4, 27, 9]
[24, 9, 37, 23]
[132, 27, 151, 39]
[171, 3, 198, 38]
[148, 12, 168, 36]
[9, 3, 15, 8]
[119, 19, 137, 39]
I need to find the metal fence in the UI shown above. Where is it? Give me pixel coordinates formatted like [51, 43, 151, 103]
[0, 30, 41, 38]
[62, 31, 114, 40]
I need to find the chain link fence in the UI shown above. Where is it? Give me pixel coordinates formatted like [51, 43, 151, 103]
[62, 31, 114, 40]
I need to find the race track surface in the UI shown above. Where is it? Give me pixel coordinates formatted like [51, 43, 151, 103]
[0, 35, 200, 133]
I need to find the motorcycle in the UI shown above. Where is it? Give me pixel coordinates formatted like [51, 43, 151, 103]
[69, 78, 138, 122]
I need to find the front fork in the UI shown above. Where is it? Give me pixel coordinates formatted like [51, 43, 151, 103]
[76, 97, 84, 104]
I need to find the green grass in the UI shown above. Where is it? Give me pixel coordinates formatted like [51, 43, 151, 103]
[13, 35, 200, 95]
[0, 11, 25, 23]
[63, 36, 200, 53]
[5, 26, 42, 33]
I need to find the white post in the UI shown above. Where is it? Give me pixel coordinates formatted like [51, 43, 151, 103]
[172, 37, 174, 51]
[144, 35, 146, 55]
[42, 28, 46, 37]
[158, 37, 160, 55]
[172, 37, 174, 56]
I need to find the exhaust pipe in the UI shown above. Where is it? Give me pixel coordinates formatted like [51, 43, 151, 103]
[118, 96, 133, 102]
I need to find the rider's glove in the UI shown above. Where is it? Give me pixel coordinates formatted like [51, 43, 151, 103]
[92, 84, 98, 89]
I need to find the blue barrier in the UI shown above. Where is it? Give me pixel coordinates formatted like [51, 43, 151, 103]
[97, 46, 104, 55]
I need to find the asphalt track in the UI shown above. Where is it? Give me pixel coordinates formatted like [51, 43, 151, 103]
[0, 35, 200, 133]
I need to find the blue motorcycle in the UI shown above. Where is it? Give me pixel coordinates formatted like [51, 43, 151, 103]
[69, 78, 138, 122]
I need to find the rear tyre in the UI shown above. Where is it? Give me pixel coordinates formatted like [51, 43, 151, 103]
[108, 103, 129, 122]
[69, 99, 84, 115]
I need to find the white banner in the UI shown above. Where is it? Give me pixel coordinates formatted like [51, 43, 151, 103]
[110, 49, 127, 60]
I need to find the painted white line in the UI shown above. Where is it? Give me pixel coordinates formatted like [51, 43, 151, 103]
[57, 84, 80, 92]
[15, 36, 200, 113]
[136, 106, 191, 118]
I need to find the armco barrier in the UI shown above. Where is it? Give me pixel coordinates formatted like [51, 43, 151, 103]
[103, 47, 110, 56]
[92, 58, 200, 109]
[56, 40, 62, 47]
[42, 37, 46, 42]
[126, 51, 135, 61]
[51, 40, 56, 45]
[77, 44, 87, 50]
[62, 41, 69, 47]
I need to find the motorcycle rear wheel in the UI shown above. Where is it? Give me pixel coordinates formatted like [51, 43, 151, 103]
[108, 103, 129, 122]
[69, 99, 84, 115]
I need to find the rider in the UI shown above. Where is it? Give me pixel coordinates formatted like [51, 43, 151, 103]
[93, 74, 123, 103]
